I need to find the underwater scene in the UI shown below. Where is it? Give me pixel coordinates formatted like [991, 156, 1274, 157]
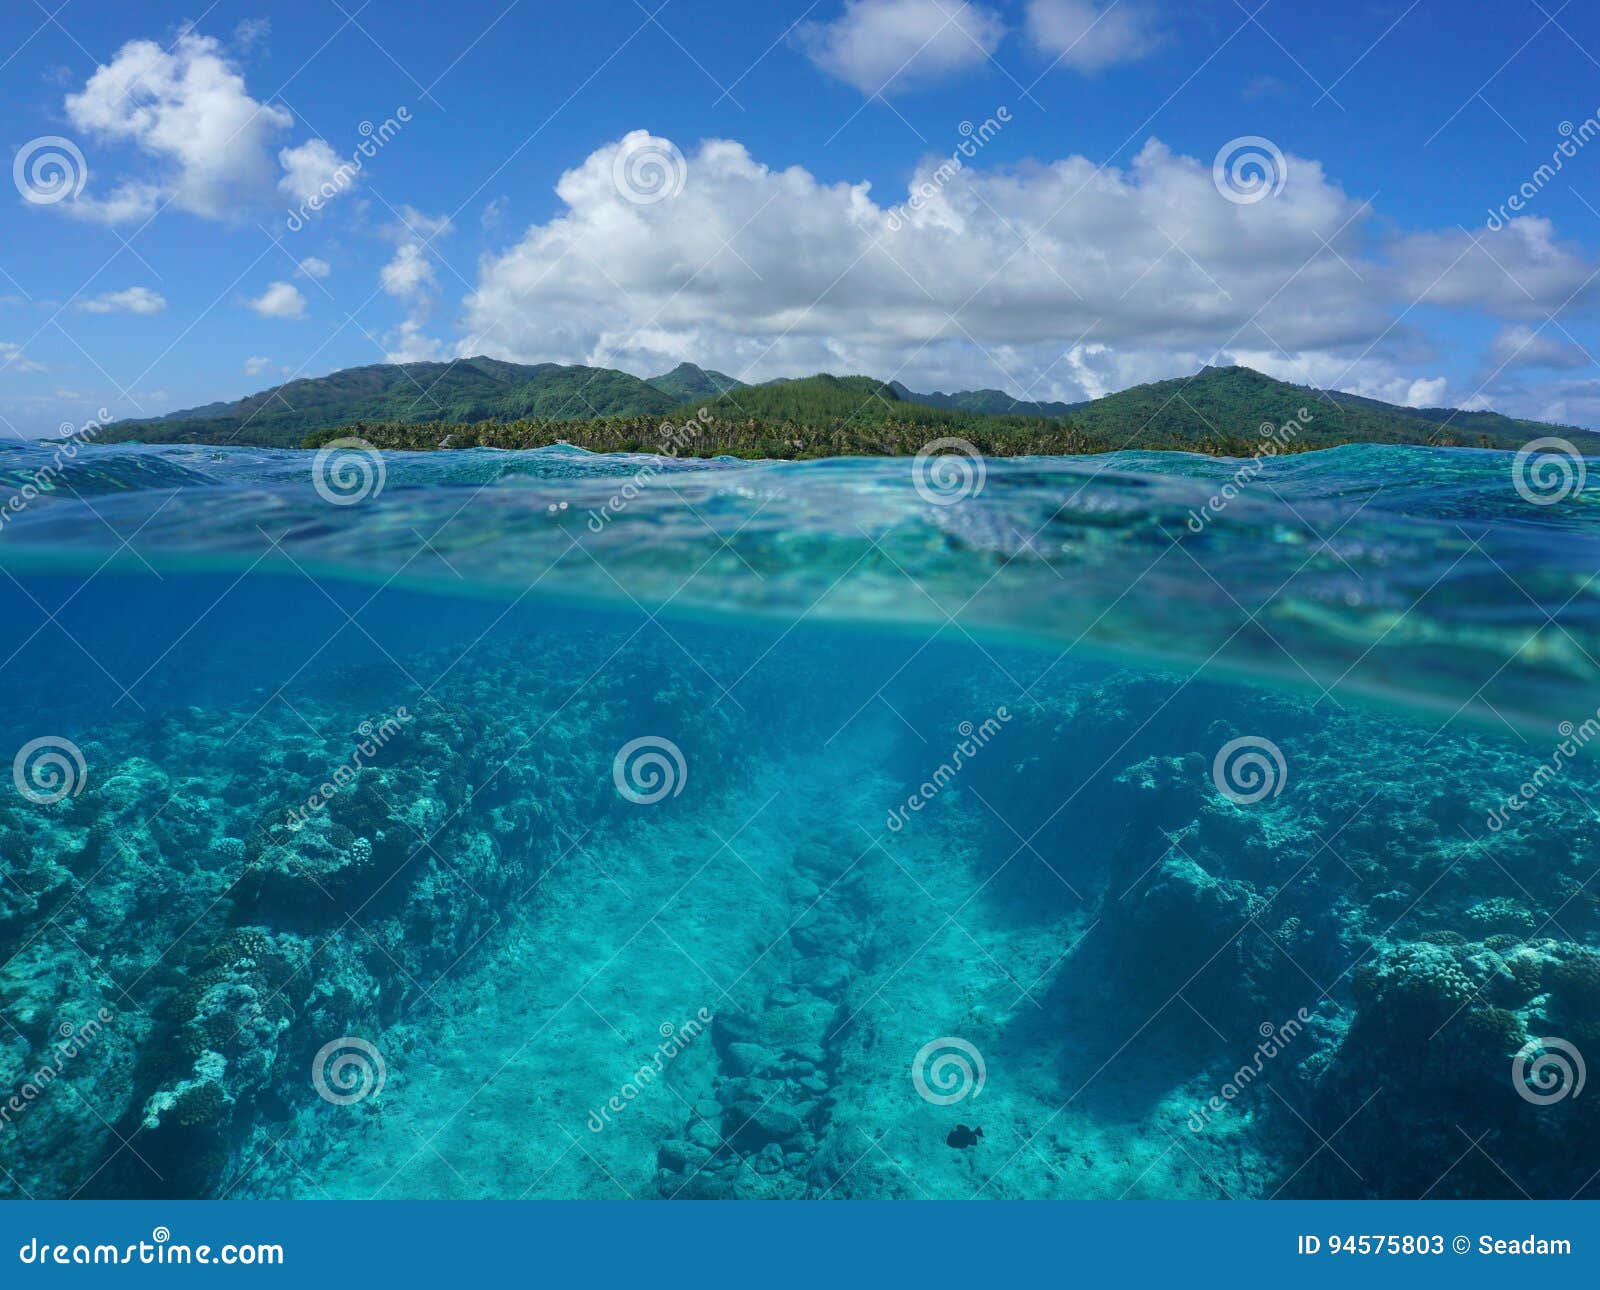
[0, 437, 1597, 1202]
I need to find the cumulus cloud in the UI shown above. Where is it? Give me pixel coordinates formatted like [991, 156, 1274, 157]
[297, 256, 331, 279]
[380, 242, 437, 299]
[63, 32, 293, 222]
[79, 286, 166, 314]
[461, 133, 1407, 398]
[384, 319, 446, 363]
[244, 281, 306, 319]
[1389, 217, 1600, 316]
[1463, 375, 1600, 428]
[1485, 323, 1591, 373]
[448, 131, 1600, 415]
[277, 138, 355, 206]
[60, 181, 166, 226]
[379, 245, 443, 361]
[244, 355, 274, 375]
[377, 210, 449, 361]
[797, 0, 1006, 94]
[1401, 376, 1448, 407]
[1025, 0, 1164, 70]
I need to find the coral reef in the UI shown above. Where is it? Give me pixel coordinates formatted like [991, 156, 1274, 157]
[0, 629, 775, 1198]
[2, 613, 1596, 1201]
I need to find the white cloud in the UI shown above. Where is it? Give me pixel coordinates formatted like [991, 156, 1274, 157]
[244, 355, 274, 375]
[461, 133, 1404, 399]
[380, 242, 436, 299]
[1215, 349, 1448, 408]
[380, 244, 444, 360]
[1485, 323, 1591, 372]
[451, 131, 1600, 416]
[233, 18, 270, 52]
[797, 0, 1006, 94]
[64, 32, 293, 222]
[277, 138, 355, 206]
[297, 256, 331, 279]
[384, 318, 446, 363]
[79, 286, 166, 315]
[1401, 376, 1448, 407]
[1390, 217, 1599, 316]
[244, 281, 306, 318]
[1464, 376, 1600, 428]
[0, 343, 45, 374]
[1025, 0, 1163, 70]
[387, 205, 452, 242]
[378, 213, 448, 360]
[62, 181, 166, 226]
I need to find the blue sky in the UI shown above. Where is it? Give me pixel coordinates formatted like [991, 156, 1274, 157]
[3, 0, 1600, 436]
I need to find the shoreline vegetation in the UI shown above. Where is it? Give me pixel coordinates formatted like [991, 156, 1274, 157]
[300, 412, 1342, 459]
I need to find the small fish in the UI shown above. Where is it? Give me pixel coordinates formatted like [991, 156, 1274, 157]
[946, 1124, 983, 1149]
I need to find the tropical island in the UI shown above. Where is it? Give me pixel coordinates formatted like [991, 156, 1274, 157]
[96, 357, 1586, 459]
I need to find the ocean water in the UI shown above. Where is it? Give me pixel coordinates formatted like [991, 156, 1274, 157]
[0, 438, 1597, 1200]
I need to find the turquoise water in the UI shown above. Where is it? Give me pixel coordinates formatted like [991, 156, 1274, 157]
[0, 440, 1597, 1199]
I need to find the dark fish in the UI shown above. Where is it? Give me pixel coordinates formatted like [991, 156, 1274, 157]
[946, 1124, 983, 1149]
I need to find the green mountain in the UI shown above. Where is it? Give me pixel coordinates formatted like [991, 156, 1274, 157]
[646, 362, 745, 402]
[890, 381, 1081, 420]
[101, 356, 675, 448]
[1061, 365, 1577, 451]
[684, 367, 1580, 450]
[680, 373, 1056, 431]
[97, 355, 1588, 456]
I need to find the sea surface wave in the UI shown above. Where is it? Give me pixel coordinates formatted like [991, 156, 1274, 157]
[2, 440, 1596, 729]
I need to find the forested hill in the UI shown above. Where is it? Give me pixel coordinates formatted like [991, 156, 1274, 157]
[96, 358, 1586, 454]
